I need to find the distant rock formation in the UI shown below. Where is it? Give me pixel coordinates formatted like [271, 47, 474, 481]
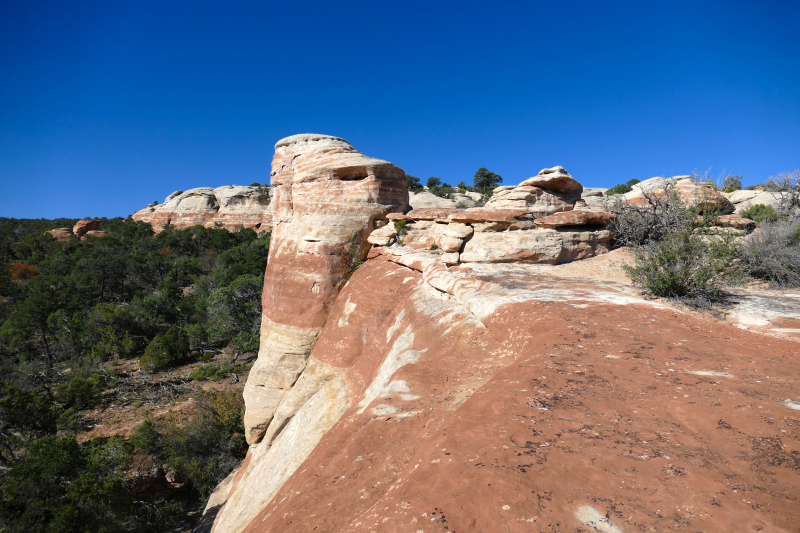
[622, 176, 734, 213]
[131, 185, 273, 233]
[45, 219, 105, 241]
[724, 189, 783, 214]
[45, 228, 73, 241]
[408, 190, 479, 209]
[72, 219, 101, 238]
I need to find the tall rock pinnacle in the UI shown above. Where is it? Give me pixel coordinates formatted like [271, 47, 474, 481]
[242, 134, 408, 444]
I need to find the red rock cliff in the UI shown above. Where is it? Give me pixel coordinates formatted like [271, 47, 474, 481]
[242, 133, 408, 445]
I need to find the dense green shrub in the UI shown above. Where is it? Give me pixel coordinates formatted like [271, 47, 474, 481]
[737, 218, 800, 287]
[130, 390, 246, 497]
[0, 435, 178, 532]
[139, 325, 189, 372]
[606, 178, 641, 196]
[405, 174, 423, 192]
[55, 374, 101, 409]
[624, 229, 740, 307]
[740, 204, 777, 224]
[206, 275, 262, 352]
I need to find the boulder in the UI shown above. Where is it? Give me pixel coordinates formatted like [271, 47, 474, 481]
[725, 190, 783, 214]
[460, 227, 611, 264]
[401, 222, 473, 252]
[242, 133, 408, 445]
[408, 191, 456, 209]
[485, 186, 578, 216]
[45, 228, 73, 241]
[72, 219, 101, 238]
[534, 210, 616, 228]
[81, 230, 109, 240]
[450, 192, 478, 208]
[519, 166, 584, 195]
[366, 223, 399, 246]
[581, 187, 608, 198]
[717, 214, 755, 230]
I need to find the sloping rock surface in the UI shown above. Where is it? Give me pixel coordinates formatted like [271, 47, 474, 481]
[212, 255, 800, 533]
[132, 185, 273, 232]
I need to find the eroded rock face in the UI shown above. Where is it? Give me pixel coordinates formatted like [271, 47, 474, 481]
[131, 185, 273, 233]
[73, 219, 101, 238]
[45, 228, 74, 241]
[242, 134, 408, 445]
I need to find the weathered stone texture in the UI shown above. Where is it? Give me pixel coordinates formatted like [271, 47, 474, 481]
[242, 134, 408, 445]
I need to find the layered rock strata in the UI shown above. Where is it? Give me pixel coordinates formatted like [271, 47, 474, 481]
[132, 185, 273, 233]
[241, 134, 408, 445]
[368, 167, 614, 267]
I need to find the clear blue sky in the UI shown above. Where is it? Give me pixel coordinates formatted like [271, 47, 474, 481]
[1, 0, 798, 218]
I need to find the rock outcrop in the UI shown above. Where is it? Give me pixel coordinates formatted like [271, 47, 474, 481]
[212, 252, 800, 533]
[208, 144, 800, 533]
[368, 166, 614, 267]
[132, 185, 273, 233]
[45, 228, 74, 241]
[483, 166, 583, 216]
[73, 219, 101, 238]
[623, 176, 734, 213]
[724, 189, 783, 214]
[241, 134, 408, 446]
[45, 219, 106, 241]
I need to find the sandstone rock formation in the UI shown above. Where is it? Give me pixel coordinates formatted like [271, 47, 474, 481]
[209, 149, 799, 533]
[368, 167, 615, 267]
[241, 134, 408, 446]
[724, 189, 783, 214]
[622, 176, 734, 213]
[72, 219, 101, 238]
[82, 230, 109, 240]
[408, 190, 478, 209]
[45, 228, 74, 241]
[212, 251, 800, 533]
[132, 185, 273, 233]
[46, 220, 108, 241]
[484, 166, 582, 216]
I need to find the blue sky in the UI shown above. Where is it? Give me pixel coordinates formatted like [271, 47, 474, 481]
[1, 0, 798, 218]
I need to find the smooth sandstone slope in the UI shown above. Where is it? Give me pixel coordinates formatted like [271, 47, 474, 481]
[212, 250, 800, 533]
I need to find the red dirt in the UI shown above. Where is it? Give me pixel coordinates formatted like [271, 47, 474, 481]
[240, 280, 800, 532]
